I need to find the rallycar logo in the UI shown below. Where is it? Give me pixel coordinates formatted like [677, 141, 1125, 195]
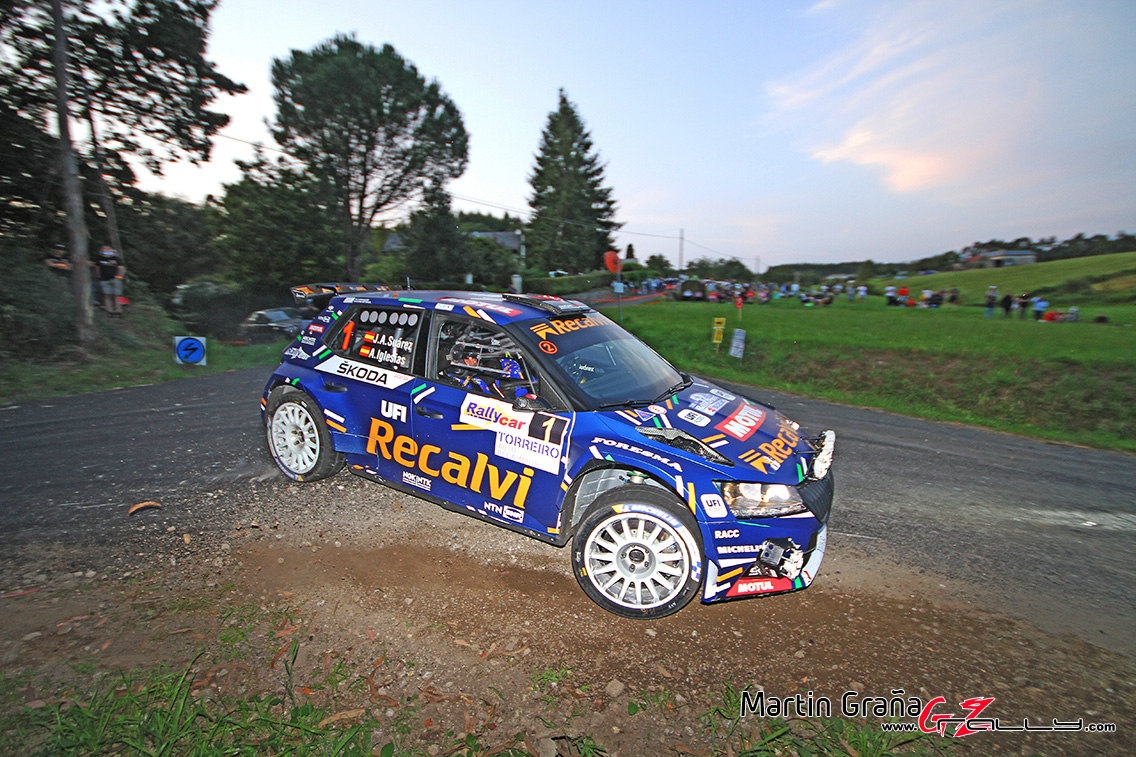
[462, 398, 528, 430]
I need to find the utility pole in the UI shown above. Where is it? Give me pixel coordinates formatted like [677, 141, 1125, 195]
[678, 228, 684, 272]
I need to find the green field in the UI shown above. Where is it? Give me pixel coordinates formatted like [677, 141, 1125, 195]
[617, 295, 1136, 452]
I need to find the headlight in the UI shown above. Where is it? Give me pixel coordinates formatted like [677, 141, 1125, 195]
[719, 482, 807, 519]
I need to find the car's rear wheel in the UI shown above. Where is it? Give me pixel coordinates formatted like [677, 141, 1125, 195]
[265, 387, 344, 482]
[571, 484, 703, 618]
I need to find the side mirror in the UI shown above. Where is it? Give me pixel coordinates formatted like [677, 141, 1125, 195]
[513, 395, 549, 412]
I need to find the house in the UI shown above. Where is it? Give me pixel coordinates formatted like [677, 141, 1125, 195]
[962, 249, 1037, 269]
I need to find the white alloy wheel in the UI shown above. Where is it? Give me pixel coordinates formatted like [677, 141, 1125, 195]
[264, 388, 344, 482]
[582, 510, 692, 611]
[270, 401, 320, 475]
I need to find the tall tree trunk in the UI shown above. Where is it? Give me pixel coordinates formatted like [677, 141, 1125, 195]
[51, 0, 95, 344]
[83, 89, 125, 262]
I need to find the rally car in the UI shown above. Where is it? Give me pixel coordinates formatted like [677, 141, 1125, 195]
[261, 284, 836, 618]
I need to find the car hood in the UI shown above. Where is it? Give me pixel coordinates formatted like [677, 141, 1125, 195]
[598, 380, 815, 484]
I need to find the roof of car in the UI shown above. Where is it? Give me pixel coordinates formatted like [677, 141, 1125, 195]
[302, 286, 595, 324]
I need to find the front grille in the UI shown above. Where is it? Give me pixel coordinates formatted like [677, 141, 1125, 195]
[798, 471, 834, 524]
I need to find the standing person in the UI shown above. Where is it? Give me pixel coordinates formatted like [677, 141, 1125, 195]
[884, 284, 896, 306]
[984, 286, 997, 318]
[1033, 296, 1048, 321]
[1000, 292, 1013, 317]
[45, 244, 72, 276]
[93, 245, 125, 316]
[949, 287, 960, 306]
[1017, 292, 1031, 319]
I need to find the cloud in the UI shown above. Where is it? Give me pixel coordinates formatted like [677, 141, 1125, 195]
[765, 0, 1130, 204]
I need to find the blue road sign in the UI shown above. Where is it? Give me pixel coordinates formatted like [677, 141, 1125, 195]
[174, 336, 207, 365]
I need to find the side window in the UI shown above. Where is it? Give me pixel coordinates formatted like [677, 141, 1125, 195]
[330, 307, 421, 373]
[434, 318, 538, 400]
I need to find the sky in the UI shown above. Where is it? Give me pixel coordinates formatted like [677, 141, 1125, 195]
[139, 0, 1136, 272]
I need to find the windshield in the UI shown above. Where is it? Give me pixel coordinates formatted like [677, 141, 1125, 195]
[516, 314, 684, 409]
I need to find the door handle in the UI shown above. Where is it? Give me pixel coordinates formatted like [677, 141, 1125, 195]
[324, 382, 348, 393]
[415, 405, 443, 419]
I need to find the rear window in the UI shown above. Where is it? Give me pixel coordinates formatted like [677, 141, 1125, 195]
[327, 306, 422, 373]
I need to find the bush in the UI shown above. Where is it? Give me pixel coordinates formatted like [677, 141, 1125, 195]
[522, 271, 615, 295]
[0, 263, 79, 358]
[170, 281, 293, 340]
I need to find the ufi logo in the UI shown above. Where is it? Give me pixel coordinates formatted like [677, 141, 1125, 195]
[714, 403, 766, 441]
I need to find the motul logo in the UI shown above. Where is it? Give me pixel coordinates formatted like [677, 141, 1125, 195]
[714, 404, 766, 441]
[726, 576, 792, 597]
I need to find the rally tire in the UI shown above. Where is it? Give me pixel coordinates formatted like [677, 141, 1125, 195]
[265, 387, 344, 482]
[571, 484, 703, 619]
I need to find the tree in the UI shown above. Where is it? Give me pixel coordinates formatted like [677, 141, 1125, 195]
[456, 210, 522, 233]
[117, 192, 218, 295]
[3, 0, 246, 240]
[215, 158, 345, 294]
[270, 35, 469, 280]
[526, 90, 619, 273]
[401, 185, 467, 283]
[645, 254, 675, 276]
[466, 236, 519, 288]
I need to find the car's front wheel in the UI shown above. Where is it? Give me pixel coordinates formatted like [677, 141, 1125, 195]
[572, 484, 703, 618]
[265, 387, 344, 482]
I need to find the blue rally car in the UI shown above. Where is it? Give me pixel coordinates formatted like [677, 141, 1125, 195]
[262, 284, 835, 619]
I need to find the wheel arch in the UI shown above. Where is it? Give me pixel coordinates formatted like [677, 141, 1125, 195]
[558, 458, 684, 543]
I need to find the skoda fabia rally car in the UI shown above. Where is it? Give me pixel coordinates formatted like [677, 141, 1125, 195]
[262, 284, 836, 619]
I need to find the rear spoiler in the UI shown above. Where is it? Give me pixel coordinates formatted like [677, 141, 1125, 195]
[291, 283, 389, 309]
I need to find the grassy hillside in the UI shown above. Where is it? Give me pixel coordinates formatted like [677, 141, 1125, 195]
[874, 250, 1136, 306]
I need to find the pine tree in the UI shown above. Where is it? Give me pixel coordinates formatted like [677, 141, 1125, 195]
[525, 90, 619, 273]
[403, 185, 467, 284]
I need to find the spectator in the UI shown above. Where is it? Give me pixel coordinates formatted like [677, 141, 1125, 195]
[92, 245, 125, 316]
[884, 284, 897, 306]
[1000, 292, 1013, 317]
[44, 244, 71, 276]
[984, 287, 998, 318]
[1017, 292, 1031, 319]
[1033, 296, 1049, 321]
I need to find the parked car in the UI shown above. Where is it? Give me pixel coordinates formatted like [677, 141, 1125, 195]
[261, 285, 835, 618]
[239, 307, 310, 342]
